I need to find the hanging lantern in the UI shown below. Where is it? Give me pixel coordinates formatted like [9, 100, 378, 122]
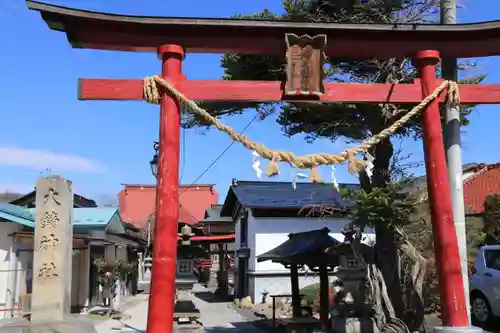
[150, 141, 159, 178]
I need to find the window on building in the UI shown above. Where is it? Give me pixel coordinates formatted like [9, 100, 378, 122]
[178, 260, 193, 274]
[347, 257, 358, 268]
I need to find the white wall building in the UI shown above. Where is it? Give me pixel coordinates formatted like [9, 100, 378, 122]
[218, 180, 374, 303]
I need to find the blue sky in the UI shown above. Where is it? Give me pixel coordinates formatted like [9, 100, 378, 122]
[0, 0, 499, 204]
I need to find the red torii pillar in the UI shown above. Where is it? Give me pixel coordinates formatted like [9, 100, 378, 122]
[147, 45, 184, 333]
[414, 51, 467, 327]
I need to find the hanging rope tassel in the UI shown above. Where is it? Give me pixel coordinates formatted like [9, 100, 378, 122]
[309, 166, 323, 183]
[447, 81, 461, 106]
[266, 153, 280, 177]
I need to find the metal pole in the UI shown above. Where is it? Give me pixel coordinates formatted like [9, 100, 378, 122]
[414, 50, 468, 327]
[441, 0, 471, 322]
[4, 244, 17, 319]
[146, 44, 184, 333]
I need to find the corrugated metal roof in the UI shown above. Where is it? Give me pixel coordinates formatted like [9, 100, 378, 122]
[405, 162, 485, 192]
[201, 204, 233, 223]
[204, 204, 223, 218]
[94, 233, 141, 248]
[27, 207, 123, 229]
[118, 184, 218, 228]
[73, 207, 120, 226]
[27, 207, 113, 226]
[464, 163, 500, 214]
[398, 162, 500, 214]
[221, 181, 358, 215]
[0, 203, 35, 228]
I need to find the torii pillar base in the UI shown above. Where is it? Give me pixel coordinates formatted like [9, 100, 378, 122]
[433, 324, 483, 333]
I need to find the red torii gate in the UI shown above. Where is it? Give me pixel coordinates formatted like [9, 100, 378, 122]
[27, 2, 500, 332]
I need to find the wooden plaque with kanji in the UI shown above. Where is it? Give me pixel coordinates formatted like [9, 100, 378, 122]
[284, 33, 327, 96]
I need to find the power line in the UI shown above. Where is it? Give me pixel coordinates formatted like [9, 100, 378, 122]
[180, 113, 259, 197]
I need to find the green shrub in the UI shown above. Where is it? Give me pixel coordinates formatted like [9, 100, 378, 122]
[300, 283, 321, 305]
[300, 283, 336, 310]
[484, 194, 500, 244]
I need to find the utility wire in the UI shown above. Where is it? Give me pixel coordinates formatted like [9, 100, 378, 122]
[180, 113, 259, 197]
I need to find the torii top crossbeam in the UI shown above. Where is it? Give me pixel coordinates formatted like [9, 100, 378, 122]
[25, 1, 500, 105]
[27, 0, 500, 59]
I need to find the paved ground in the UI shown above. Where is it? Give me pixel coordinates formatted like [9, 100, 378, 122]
[93, 287, 500, 333]
[94, 285, 262, 333]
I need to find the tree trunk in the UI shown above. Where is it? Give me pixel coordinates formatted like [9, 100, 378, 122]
[375, 226, 405, 319]
[365, 137, 406, 319]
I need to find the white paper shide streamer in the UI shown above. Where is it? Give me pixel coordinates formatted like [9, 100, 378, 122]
[364, 152, 375, 180]
[331, 166, 340, 192]
[252, 151, 263, 179]
[291, 163, 308, 190]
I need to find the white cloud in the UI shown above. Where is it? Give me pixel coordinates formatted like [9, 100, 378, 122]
[0, 146, 107, 173]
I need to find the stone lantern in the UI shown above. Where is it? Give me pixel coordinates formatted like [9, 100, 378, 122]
[174, 224, 205, 328]
[330, 243, 373, 318]
[326, 227, 378, 333]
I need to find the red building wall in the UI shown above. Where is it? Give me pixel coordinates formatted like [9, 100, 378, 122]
[464, 164, 500, 214]
[118, 184, 218, 228]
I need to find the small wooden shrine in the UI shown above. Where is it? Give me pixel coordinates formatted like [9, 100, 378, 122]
[257, 227, 341, 330]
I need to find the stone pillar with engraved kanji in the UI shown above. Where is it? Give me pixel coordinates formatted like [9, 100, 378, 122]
[31, 176, 74, 323]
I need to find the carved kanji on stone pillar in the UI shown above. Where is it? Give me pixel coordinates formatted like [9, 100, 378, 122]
[284, 33, 327, 96]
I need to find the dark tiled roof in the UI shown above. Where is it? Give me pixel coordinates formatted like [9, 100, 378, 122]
[10, 191, 97, 208]
[221, 180, 359, 216]
[257, 227, 341, 264]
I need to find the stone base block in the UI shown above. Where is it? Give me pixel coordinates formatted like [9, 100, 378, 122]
[331, 317, 379, 333]
[0, 315, 96, 333]
[174, 300, 200, 315]
[138, 280, 151, 293]
[173, 323, 204, 333]
[434, 326, 483, 333]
